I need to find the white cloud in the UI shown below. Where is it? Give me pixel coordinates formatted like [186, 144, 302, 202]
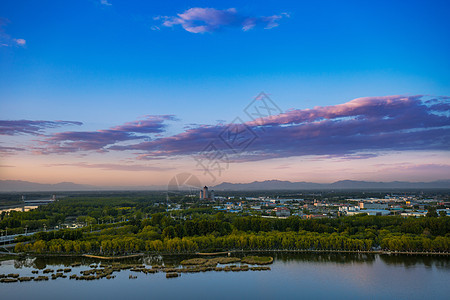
[0, 20, 26, 48]
[100, 0, 112, 6]
[14, 38, 26, 46]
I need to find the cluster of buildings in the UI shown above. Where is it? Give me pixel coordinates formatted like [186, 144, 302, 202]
[196, 191, 449, 219]
[211, 196, 304, 218]
[199, 186, 215, 200]
[338, 196, 450, 217]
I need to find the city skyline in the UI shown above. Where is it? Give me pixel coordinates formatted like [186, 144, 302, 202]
[1, 1, 450, 187]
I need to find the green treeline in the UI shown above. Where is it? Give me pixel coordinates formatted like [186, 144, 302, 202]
[0, 196, 212, 234]
[14, 214, 450, 254]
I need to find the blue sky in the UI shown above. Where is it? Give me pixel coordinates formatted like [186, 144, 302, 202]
[0, 0, 449, 186]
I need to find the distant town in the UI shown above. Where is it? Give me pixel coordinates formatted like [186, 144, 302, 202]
[169, 186, 450, 219]
[1, 187, 449, 232]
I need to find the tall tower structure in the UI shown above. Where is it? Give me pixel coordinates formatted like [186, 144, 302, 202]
[202, 186, 209, 200]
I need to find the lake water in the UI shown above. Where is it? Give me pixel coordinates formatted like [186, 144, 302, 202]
[0, 253, 449, 299]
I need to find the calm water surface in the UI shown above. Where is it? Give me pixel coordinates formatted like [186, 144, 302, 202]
[0, 253, 449, 299]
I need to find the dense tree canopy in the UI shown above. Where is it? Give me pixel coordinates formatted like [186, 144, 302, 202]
[1, 195, 447, 254]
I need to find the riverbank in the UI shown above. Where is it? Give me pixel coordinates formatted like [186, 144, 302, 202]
[197, 251, 230, 256]
[83, 254, 144, 260]
[230, 249, 450, 256]
[11, 249, 450, 259]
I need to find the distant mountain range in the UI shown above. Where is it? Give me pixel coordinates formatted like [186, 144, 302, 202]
[0, 180, 165, 192]
[0, 179, 449, 192]
[0, 180, 94, 192]
[213, 179, 450, 190]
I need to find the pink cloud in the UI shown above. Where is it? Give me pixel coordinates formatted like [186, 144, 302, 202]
[0, 145, 26, 156]
[46, 162, 173, 172]
[113, 95, 450, 161]
[14, 38, 26, 46]
[158, 8, 288, 33]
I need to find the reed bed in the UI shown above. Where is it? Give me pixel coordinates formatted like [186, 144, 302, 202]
[241, 256, 273, 265]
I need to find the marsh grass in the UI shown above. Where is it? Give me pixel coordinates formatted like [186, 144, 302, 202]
[241, 256, 273, 265]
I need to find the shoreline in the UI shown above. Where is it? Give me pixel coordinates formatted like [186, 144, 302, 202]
[82, 254, 144, 260]
[5, 249, 449, 259]
[197, 251, 230, 256]
[229, 249, 450, 256]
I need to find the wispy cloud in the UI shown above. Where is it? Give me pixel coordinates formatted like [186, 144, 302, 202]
[0, 120, 82, 136]
[373, 163, 450, 181]
[0, 18, 26, 47]
[0, 145, 26, 155]
[46, 162, 173, 172]
[156, 8, 288, 33]
[378, 163, 450, 173]
[112, 95, 450, 161]
[13, 38, 26, 46]
[100, 0, 112, 6]
[38, 115, 176, 154]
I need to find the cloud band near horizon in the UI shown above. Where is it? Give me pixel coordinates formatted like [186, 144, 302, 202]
[3, 95, 445, 162]
[35, 115, 177, 154]
[0, 120, 82, 136]
[120, 95, 450, 161]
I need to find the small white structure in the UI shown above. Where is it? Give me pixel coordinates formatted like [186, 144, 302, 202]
[401, 211, 426, 217]
[359, 202, 388, 210]
[339, 205, 360, 215]
[274, 207, 290, 217]
[361, 209, 390, 216]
